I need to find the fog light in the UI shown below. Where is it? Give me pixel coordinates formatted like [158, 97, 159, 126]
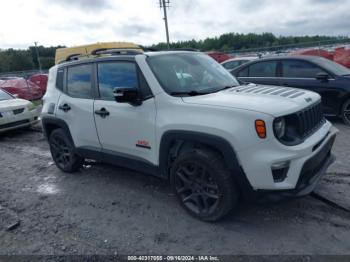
[271, 161, 290, 182]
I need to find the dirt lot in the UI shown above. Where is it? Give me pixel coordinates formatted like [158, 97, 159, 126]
[0, 120, 349, 255]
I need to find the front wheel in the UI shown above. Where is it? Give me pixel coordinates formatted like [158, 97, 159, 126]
[49, 128, 83, 173]
[170, 148, 239, 222]
[342, 99, 350, 126]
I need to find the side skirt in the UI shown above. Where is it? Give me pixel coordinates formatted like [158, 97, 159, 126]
[76, 146, 162, 179]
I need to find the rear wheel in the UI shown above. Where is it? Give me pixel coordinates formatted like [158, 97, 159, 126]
[170, 148, 239, 222]
[342, 99, 350, 126]
[49, 128, 83, 173]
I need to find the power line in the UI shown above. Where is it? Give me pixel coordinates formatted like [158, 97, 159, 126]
[159, 0, 170, 49]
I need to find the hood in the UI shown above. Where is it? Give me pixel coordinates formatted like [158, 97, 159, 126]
[0, 98, 30, 111]
[182, 84, 321, 117]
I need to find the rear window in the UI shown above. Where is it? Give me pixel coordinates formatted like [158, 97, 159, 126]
[67, 64, 93, 99]
[248, 61, 277, 77]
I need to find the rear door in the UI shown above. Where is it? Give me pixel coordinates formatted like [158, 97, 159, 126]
[236, 60, 281, 86]
[93, 60, 157, 164]
[280, 59, 340, 115]
[55, 63, 100, 148]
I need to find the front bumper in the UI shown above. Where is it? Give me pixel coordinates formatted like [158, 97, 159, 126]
[261, 135, 336, 198]
[238, 120, 338, 191]
[0, 110, 39, 133]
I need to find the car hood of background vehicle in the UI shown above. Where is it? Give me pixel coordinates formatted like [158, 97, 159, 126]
[182, 84, 321, 117]
[0, 98, 30, 111]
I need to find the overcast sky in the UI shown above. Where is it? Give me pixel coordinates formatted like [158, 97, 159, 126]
[0, 0, 349, 49]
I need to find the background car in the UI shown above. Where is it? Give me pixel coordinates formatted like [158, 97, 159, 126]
[0, 89, 39, 133]
[221, 56, 257, 70]
[28, 73, 48, 94]
[0, 77, 43, 101]
[206, 51, 232, 63]
[230, 55, 350, 125]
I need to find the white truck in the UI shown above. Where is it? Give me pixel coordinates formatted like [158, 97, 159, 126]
[41, 49, 337, 221]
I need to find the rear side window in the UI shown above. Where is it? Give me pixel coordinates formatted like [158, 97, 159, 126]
[97, 62, 138, 100]
[282, 60, 327, 78]
[67, 64, 93, 99]
[248, 61, 277, 77]
[56, 68, 64, 91]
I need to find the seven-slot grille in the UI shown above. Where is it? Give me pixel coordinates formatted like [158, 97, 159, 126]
[297, 102, 325, 138]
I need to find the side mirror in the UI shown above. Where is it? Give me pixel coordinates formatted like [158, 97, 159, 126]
[316, 72, 329, 82]
[113, 87, 142, 106]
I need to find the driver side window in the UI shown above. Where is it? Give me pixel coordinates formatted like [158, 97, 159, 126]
[282, 60, 327, 78]
[97, 62, 138, 100]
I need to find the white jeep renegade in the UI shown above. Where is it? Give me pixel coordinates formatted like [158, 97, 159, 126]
[42, 50, 338, 221]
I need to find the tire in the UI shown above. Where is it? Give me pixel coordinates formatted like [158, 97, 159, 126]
[170, 148, 239, 222]
[49, 128, 83, 173]
[341, 99, 350, 126]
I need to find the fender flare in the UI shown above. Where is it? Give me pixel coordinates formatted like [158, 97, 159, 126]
[159, 130, 241, 175]
[41, 116, 75, 147]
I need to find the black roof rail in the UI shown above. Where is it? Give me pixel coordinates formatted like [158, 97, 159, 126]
[92, 48, 143, 55]
[140, 46, 200, 52]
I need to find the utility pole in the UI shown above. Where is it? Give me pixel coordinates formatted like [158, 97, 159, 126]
[159, 0, 170, 49]
[34, 42, 42, 72]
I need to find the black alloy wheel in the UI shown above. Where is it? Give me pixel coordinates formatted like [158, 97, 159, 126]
[174, 161, 220, 215]
[49, 128, 83, 172]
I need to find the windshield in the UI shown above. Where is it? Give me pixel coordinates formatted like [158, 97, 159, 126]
[0, 90, 14, 101]
[147, 53, 240, 95]
[315, 57, 350, 76]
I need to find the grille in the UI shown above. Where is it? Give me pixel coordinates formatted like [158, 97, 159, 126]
[296, 102, 325, 138]
[0, 120, 30, 130]
[13, 108, 25, 115]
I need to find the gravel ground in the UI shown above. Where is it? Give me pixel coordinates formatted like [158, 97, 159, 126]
[0, 121, 349, 255]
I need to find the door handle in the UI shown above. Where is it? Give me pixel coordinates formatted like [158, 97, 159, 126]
[282, 83, 290, 87]
[58, 103, 71, 112]
[95, 108, 110, 118]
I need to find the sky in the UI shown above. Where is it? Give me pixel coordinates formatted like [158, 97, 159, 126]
[0, 0, 349, 49]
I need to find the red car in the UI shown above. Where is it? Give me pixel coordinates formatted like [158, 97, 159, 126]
[28, 74, 48, 94]
[334, 46, 350, 69]
[206, 51, 232, 63]
[290, 48, 334, 60]
[0, 77, 43, 101]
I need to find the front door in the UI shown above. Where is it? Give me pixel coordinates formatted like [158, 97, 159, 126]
[280, 59, 340, 115]
[93, 61, 157, 165]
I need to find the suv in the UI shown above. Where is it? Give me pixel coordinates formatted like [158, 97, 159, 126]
[42, 50, 338, 221]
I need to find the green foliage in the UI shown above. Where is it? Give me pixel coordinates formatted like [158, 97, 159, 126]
[151, 33, 343, 52]
[0, 33, 346, 73]
[0, 45, 64, 73]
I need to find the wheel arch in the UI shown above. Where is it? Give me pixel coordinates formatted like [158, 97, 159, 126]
[41, 116, 75, 147]
[159, 130, 241, 177]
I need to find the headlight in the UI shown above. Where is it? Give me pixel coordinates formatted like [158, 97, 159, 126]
[27, 103, 36, 111]
[273, 117, 286, 139]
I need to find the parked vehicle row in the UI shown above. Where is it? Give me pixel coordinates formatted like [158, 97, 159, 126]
[0, 74, 48, 101]
[230, 55, 350, 125]
[40, 44, 337, 221]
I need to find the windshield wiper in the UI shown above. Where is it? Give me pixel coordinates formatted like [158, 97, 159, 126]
[214, 85, 239, 93]
[170, 90, 210, 96]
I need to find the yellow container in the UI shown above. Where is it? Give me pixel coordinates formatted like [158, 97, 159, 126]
[55, 42, 143, 64]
